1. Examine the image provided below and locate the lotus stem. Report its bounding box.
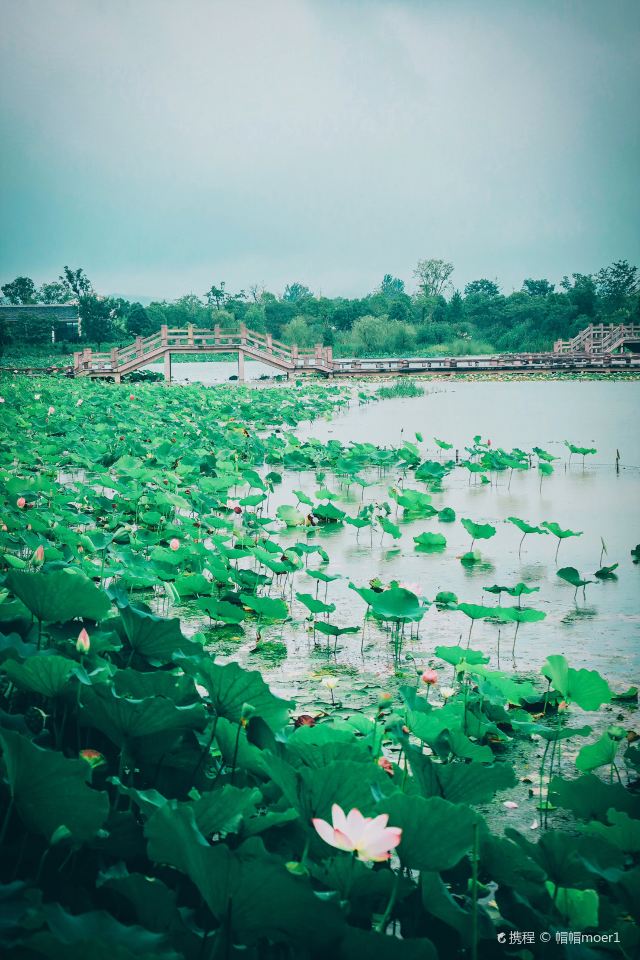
[471,820,479,960]
[376,868,400,934]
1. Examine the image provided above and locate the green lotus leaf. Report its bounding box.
[557,566,593,588]
[313,621,360,637]
[409,749,517,803]
[565,441,597,457]
[240,593,288,621]
[460,518,496,542]
[197,597,246,624]
[30,901,183,960]
[378,515,401,539]
[79,685,207,746]
[2,654,79,697]
[6,568,111,623]
[368,586,427,623]
[541,654,612,710]
[576,732,619,772]
[276,504,306,527]
[145,803,345,948]
[506,517,548,536]
[0,729,109,841]
[581,810,640,853]
[295,593,336,616]
[414,531,447,549]
[435,644,489,666]
[532,446,559,462]
[542,521,583,540]
[183,658,292,731]
[119,604,203,664]
[380,794,483,872]
[434,592,458,609]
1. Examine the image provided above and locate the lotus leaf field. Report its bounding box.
[0,375,638,960]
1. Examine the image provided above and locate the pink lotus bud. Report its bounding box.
[76,398,83,406]
[129,394,135,400]
[79,748,106,768]
[169,537,180,551]
[0,397,4,403]
[76,627,90,654]
[34,545,45,563]
[16,497,26,508]
[48,406,55,416]
[421,668,438,685]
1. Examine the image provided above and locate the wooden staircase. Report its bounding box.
[554,322,640,355]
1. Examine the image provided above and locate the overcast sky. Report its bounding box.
[1,0,639,301]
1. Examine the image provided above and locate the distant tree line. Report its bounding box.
[1,258,638,357]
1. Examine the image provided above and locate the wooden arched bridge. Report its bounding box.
[68,320,640,381]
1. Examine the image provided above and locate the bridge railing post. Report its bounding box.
[73,351,81,372]
[187,323,194,346]
[135,336,143,356]
[291,344,298,365]
[214,324,220,344]
[325,345,333,366]
[82,347,92,371]
[110,347,119,370]
[240,323,247,345]
[266,333,273,353]
[314,344,322,363]
[161,324,168,346]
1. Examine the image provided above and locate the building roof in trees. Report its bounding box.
[0,304,79,324]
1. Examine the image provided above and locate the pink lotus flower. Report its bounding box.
[421,668,438,685]
[312,804,402,862]
[76,398,83,406]
[503,800,518,809]
[48,406,55,416]
[16,497,26,509]
[76,627,90,654]
[169,537,180,551]
[34,545,45,563]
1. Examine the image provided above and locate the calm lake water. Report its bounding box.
[169,376,639,825]
[176,380,640,700]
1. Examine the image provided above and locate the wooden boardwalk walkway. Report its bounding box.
[70,322,640,381]
[3,322,638,380]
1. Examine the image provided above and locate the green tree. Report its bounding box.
[464,279,500,298]
[282,315,314,347]
[378,274,405,298]
[350,314,389,355]
[81,296,114,348]
[447,289,464,322]
[1,276,37,304]
[595,259,638,314]
[38,281,70,304]
[126,302,155,337]
[522,278,555,297]
[244,304,267,332]
[60,266,92,298]
[560,273,597,318]
[413,259,454,298]
[282,282,313,303]
[204,283,227,308]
